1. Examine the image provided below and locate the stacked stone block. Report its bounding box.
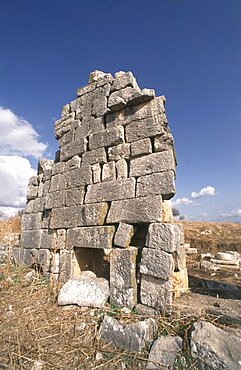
[19,70,188,312]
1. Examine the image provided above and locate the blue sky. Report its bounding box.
[0,0,240,220]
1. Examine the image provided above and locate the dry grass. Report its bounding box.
[0,216,21,243]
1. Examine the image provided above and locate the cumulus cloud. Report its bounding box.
[0,156,36,210]
[221,209,241,218]
[0,106,47,159]
[172,197,194,207]
[191,186,217,199]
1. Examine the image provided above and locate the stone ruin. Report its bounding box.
[17,70,188,313]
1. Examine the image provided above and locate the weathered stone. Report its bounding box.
[91,163,101,183]
[110,247,137,307]
[82,203,109,226]
[140,275,172,313]
[89,126,124,150]
[69,97,82,112]
[154,131,174,152]
[42,180,50,196]
[136,171,175,199]
[27,176,39,200]
[65,187,85,207]
[107,195,163,224]
[76,81,96,97]
[45,190,66,209]
[107,143,130,161]
[126,115,165,143]
[61,103,70,117]
[146,223,182,253]
[49,174,67,192]
[82,147,107,166]
[50,251,60,274]
[89,70,113,84]
[116,159,128,179]
[59,249,76,282]
[114,223,134,248]
[52,162,66,176]
[21,213,42,231]
[99,315,156,352]
[41,210,51,229]
[108,87,142,111]
[65,155,81,170]
[85,178,135,203]
[140,248,174,280]
[50,206,84,229]
[92,84,110,117]
[25,200,35,214]
[32,197,45,213]
[75,117,104,139]
[173,245,186,271]
[66,226,115,249]
[171,268,188,299]
[12,248,30,267]
[56,229,66,250]
[102,161,116,182]
[130,150,175,177]
[32,248,52,271]
[190,320,241,370]
[21,230,42,249]
[38,159,54,181]
[111,71,140,92]
[147,336,183,369]
[54,112,75,139]
[65,166,92,188]
[58,130,75,147]
[106,97,166,129]
[60,138,87,162]
[40,230,56,249]
[58,271,110,308]
[130,138,152,158]
[162,200,174,223]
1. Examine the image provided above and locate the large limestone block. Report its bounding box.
[66,226,115,249]
[58,130,74,147]
[91,163,101,183]
[110,247,137,307]
[40,229,57,250]
[45,190,66,209]
[107,143,130,161]
[31,197,45,214]
[130,138,152,158]
[171,268,188,299]
[82,147,107,165]
[147,336,183,370]
[136,171,175,199]
[130,150,175,177]
[21,230,42,249]
[114,223,134,248]
[60,138,87,162]
[106,195,163,224]
[52,162,66,176]
[89,126,125,150]
[54,112,76,139]
[75,117,104,139]
[27,176,39,200]
[125,115,164,143]
[65,166,92,188]
[140,274,172,313]
[21,213,42,231]
[140,247,174,280]
[91,84,110,117]
[154,131,174,153]
[190,320,241,370]
[162,200,174,223]
[146,223,182,253]
[89,70,113,84]
[49,174,67,192]
[173,245,187,271]
[58,271,110,308]
[76,81,96,97]
[111,71,140,92]
[99,315,156,352]
[82,203,109,226]
[37,159,54,181]
[85,178,135,203]
[102,161,116,182]
[116,159,128,179]
[108,87,142,111]
[50,206,84,229]
[65,187,85,207]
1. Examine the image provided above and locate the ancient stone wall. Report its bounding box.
[19,70,188,312]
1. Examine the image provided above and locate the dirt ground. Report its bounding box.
[0,218,241,369]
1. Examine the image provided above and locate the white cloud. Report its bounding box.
[0,106,47,159]
[172,197,194,207]
[191,186,217,199]
[0,156,36,209]
[221,209,241,218]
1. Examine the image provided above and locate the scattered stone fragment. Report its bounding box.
[147,336,183,369]
[99,315,156,352]
[58,271,110,307]
[190,320,241,370]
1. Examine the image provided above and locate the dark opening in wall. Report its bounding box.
[130,223,149,247]
[74,247,110,280]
